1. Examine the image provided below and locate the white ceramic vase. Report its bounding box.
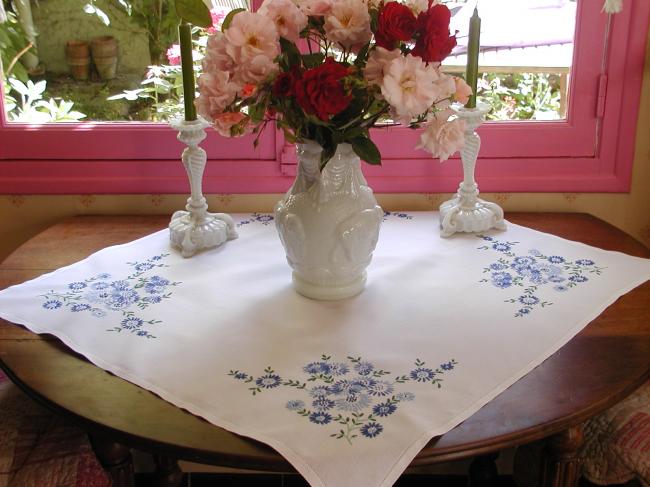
[274,141,383,300]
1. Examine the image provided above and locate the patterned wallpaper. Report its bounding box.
[1,40,649,262]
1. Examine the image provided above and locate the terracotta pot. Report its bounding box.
[65,40,90,81]
[91,36,118,80]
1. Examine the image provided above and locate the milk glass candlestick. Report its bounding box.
[169,23,237,257]
[439,103,506,237]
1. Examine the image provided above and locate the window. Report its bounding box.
[0,0,648,193]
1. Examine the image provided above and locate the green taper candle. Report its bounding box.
[465,7,481,109]
[179,22,197,121]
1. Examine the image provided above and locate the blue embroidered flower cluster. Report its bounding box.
[477,236,604,317]
[40,254,180,338]
[236,213,274,227]
[383,211,413,221]
[228,355,457,444]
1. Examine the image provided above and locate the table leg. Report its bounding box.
[89,435,135,487]
[153,454,185,487]
[469,452,499,487]
[542,424,584,487]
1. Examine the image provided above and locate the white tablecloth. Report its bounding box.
[0,212,649,487]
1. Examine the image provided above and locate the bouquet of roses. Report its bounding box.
[195,0,471,167]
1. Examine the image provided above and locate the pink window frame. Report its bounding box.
[0,0,648,194]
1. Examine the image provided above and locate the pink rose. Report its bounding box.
[453,76,473,105]
[259,0,308,41]
[195,71,239,121]
[417,114,465,161]
[212,112,251,137]
[364,46,402,87]
[166,44,181,66]
[300,0,333,16]
[324,0,372,49]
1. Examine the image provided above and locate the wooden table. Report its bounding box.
[0,214,649,487]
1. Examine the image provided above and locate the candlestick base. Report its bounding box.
[439,193,507,238]
[170,211,238,258]
[168,117,238,257]
[439,103,507,237]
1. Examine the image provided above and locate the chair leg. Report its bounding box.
[541,424,584,487]
[469,452,499,487]
[89,435,135,487]
[154,454,185,487]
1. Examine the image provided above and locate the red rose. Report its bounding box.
[294,58,352,121]
[412,4,457,63]
[375,2,417,50]
[273,71,296,97]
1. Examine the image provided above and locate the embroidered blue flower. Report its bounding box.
[410,368,435,382]
[68,282,87,290]
[491,272,513,289]
[91,282,109,291]
[513,256,536,266]
[366,380,394,397]
[548,275,566,283]
[529,249,542,257]
[354,361,374,375]
[372,402,397,417]
[43,299,62,310]
[547,256,565,264]
[148,276,169,286]
[237,213,274,227]
[70,303,91,312]
[110,280,130,290]
[518,295,540,306]
[395,392,415,402]
[312,398,335,411]
[309,412,332,425]
[360,423,383,438]
[518,308,531,315]
[120,316,144,330]
[309,386,331,398]
[569,275,588,283]
[144,295,163,304]
[233,372,249,380]
[105,289,140,310]
[440,361,455,371]
[134,262,154,272]
[329,362,349,376]
[576,259,595,266]
[303,362,332,375]
[554,285,569,292]
[334,394,372,413]
[91,309,106,318]
[489,263,507,271]
[492,243,512,252]
[286,400,305,411]
[256,374,282,389]
[150,256,163,261]
[96,273,111,279]
[481,236,494,241]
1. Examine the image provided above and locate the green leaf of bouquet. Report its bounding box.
[279,37,301,68]
[302,52,325,69]
[175,0,212,27]
[248,102,265,123]
[221,7,246,31]
[320,143,337,170]
[351,136,381,165]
